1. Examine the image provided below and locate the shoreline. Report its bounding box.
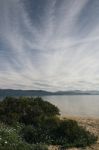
[61,114,99,121]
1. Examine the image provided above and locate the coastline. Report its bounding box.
[49,115,99,150]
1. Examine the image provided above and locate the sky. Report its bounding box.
[0,0,99,91]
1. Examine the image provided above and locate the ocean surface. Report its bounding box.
[43,95,99,117]
[0,95,99,117]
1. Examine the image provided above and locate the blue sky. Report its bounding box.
[0,0,99,91]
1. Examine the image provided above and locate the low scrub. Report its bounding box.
[0,96,59,125]
[0,97,98,149]
[21,119,97,148]
[0,123,48,150]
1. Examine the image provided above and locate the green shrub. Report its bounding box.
[0,97,97,148]
[21,119,97,148]
[0,97,59,125]
[0,124,48,150]
[0,124,21,145]
[51,119,97,147]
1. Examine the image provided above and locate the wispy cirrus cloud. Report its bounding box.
[0,0,99,91]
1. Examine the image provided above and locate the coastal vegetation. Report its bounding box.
[0,97,97,149]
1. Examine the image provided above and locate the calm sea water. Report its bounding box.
[0,95,99,117]
[43,95,99,117]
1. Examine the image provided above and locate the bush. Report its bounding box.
[21,119,97,148]
[0,97,59,125]
[0,123,21,145]
[51,119,97,147]
[0,97,97,148]
[0,123,48,150]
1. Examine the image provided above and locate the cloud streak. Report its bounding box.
[0,0,99,91]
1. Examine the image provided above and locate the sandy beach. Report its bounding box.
[49,115,99,150]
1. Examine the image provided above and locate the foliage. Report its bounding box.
[0,96,59,125]
[0,97,97,148]
[0,123,48,150]
[21,119,97,148]
[51,119,97,147]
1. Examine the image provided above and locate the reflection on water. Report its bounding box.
[43,96,99,117]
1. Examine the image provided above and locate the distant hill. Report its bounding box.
[0,89,52,97]
[0,89,99,97]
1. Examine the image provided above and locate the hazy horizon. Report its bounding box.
[0,0,99,91]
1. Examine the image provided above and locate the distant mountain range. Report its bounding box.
[0,89,99,97]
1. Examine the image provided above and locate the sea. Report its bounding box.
[43,95,99,117]
[0,95,99,117]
